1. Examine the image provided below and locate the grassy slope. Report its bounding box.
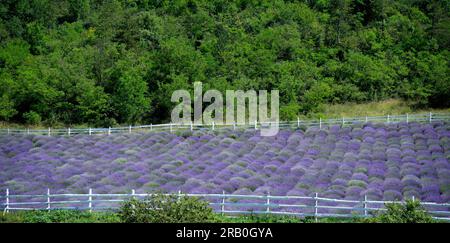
[320,99,450,118]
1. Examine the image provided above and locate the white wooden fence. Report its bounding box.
[2,189,449,221]
[0,113,449,136]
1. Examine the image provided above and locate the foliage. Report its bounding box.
[0,210,369,223]
[22,111,41,125]
[0,210,120,223]
[366,199,436,223]
[0,0,448,125]
[118,193,218,223]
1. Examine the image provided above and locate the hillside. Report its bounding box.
[1,122,449,206]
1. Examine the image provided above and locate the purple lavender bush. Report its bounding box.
[0,122,449,212]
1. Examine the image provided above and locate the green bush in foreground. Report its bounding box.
[118,194,219,223]
[0,210,120,223]
[365,199,435,223]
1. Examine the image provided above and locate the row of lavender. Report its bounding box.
[1,121,449,205]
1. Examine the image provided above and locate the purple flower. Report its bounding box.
[351,173,368,182]
[0,122,447,204]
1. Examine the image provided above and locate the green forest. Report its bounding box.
[0,0,449,126]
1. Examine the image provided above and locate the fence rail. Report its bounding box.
[2,189,450,221]
[0,112,449,136]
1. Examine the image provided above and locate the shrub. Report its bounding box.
[23,111,41,125]
[354,167,368,174]
[175,130,192,139]
[118,193,218,223]
[348,179,368,188]
[290,164,306,177]
[0,210,120,223]
[366,199,435,223]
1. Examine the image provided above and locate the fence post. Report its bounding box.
[429,112,432,123]
[266,191,270,213]
[89,127,92,135]
[7,128,10,135]
[254,120,257,130]
[233,121,236,130]
[27,128,30,135]
[412,196,415,202]
[129,125,132,134]
[108,127,111,135]
[150,123,153,131]
[221,190,225,216]
[47,188,51,212]
[4,188,9,214]
[170,123,173,133]
[406,113,409,124]
[212,121,215,131]
[319,118,322,130]
[363,194,367,217]
[314,193,318,222]
[297,117,300,127]
[48,127,51,136]
[387,114,390,123]
[132,189,137,206]
[88,188,92,213]
[190,121,193,131]
[68,127,71,136]
[177,190,181,202]
[365,116,368,123]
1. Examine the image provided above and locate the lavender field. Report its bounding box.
[1,122,450,206]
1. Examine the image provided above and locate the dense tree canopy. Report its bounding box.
[0,0,449,126]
